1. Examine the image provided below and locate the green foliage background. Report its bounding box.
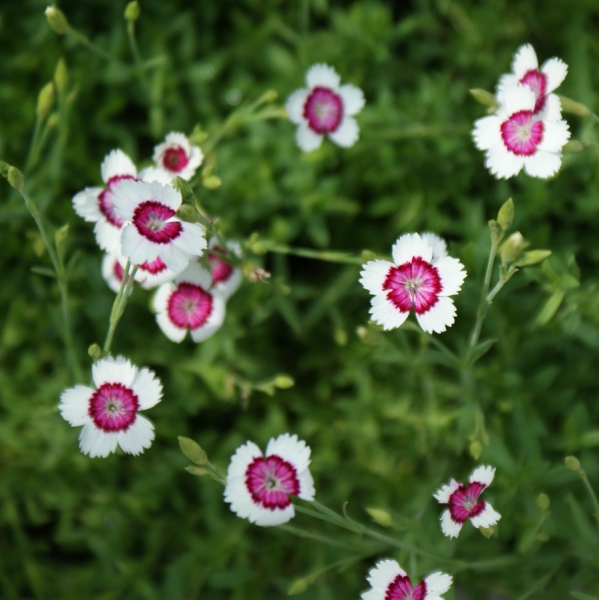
[1,0,599,598]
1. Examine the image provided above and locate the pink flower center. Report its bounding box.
[385,575,427,600]
[383,257,442,315]
[520,69,547,114]
[140,256,168,275]
[448,482,486,524]
[88,382,139,432]
[245,454,300,510]
[167,282,213,329]
[500,110,544,156]
[303,87,343,134]
[162,147,189,173]
[98,175,135,227]
[132,200,182,243]
[208,246,234,284]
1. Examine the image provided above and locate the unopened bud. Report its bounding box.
[55,223,69,247]
[558,95,591,117]
[88,344,102,360]
[185,465,210,476]
[479,526,494,538]
[177,204,201,223]
[0,160,9,178]
[499,231,526,263]
[7,166,24,189]
[470,89,498,113]
[565,456,581,471]
[536,493,550,511]
[366,507,393,528]
[274,375,294,389]
[47,112,60,130]
[189,124,209,145]
[258,89,278,104]
[202,175,222,190]
[36,82,55,121]
[469,440,483,460]
[178,436,208,465]
[54,58,68,97]
[362,249,376,262]
[124,1,140,21]
[516,250,551,267]
[562,140,584,154]
[497,198,514,231]
[45,5,69,35]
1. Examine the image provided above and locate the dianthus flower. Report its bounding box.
[224,433,315,526]
[153,262,226,343]
[207,238,243,300]
[59,356,162,458]
[286,63,365,152]
[112,180,207,273]
[72,149,137,254]
[473,83,570,179]
[497,43,567,120]
[434,465,501,538]
[359,233,466,334]
[361,560,452,600]
[152,132,203,181]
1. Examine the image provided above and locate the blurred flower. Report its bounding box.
[112,180,207,272]
[224,433,315,526]
[152,132,203,181]
[473,83,570,179]
[72,149,137,254]
[434,465,501,538]
[101,252,144,293]
[361,560,452,600]
[59,356,162,458]
[207,238,243,300]
[153,262,225,343]
[497,43,567,119]
[359,233,466,334]
[286,63,365,152]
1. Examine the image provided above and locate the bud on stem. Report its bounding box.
[45,5,70,35]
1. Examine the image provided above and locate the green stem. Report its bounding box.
[69,27,115,61]
[18,188,82,382]
[258,239,364,265]
[102,261,138,355]
[24,115,44,173]
[126,20,150,95]
[576,467,599,533]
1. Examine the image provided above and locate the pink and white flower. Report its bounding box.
[286,63,365,152]
[101,253,144,293]
[207,238,243,300]
[359,233,466,334]
[473,83,570,179]
[59,356,162,458]
[153,262,225,343]
[497,44,567,120]
[434,465,501,538]
[361,560,452,600]
[152,132,203,181]
[112,180,207,273]
[72,149,137,254]
[224,433,315,527]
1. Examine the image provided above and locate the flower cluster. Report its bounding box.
[473,44,570,179]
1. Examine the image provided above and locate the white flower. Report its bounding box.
[224,433,315,527]
[153,262,226,343]
[152,132,203,181]
[207,238,243,300]
[359,233,466,334]
[286,63,365,152]
[361,560,452,600]
[434,465,501,539]
[59,356,162,458]
[497,43,567,120]
[72,149,137,254]
[111,180,207,273]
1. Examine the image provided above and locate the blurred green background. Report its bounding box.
[2,0,599,598]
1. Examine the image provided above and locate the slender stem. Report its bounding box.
[126,20,150,95]
[401,321,459,367]
[18,188,82,381]
[576,467,599,533]
[102,261,138,355]
[24,116,44,173]
[69,27,115,61]
[258,240,364,265]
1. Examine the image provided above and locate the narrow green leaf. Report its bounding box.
[570,592,599,600]
[534,290,565,327]
[470,338,498,366]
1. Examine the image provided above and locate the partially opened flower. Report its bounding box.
[497,43,567,120]
[361,560,452,600]
[434,465,501,538]
[112,180,207,272]
[286,63,365,152]
[59,356,162,458]
[153,262,225,343]
[473,83,570,179]
[72,149,137,253]
[152,132,203,181]
[359,233,466,334]
[224,433,315,526]
[207,238,243,300]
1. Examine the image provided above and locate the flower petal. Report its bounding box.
[132,368,163,410]
[359,260,394,295]
[423,572,453,599]
[328,115,359,148]
[171,222,207,258]
[94,220,123,254]
[72,187,103,222]
[440,508,463,538]
[338,84,365,116]
[469,465,496,487]
[365,559,407,591]
[470,501,501,528]
[523,150,563,179]
[484,144,525,179]
[542,57,568,93]
[101,149,137,183]
[266,433,311,474]
[59,385,94,426]
[306,63,340,89]
[369,294,410,331]
[421,232,448,262]
[92,355,137,388]
[79,423,118,458]
[116,414,155,455]
[511,44,538,80]
[472,116,502,151]
[537,120,570,154]
[415,296,457,334]
[286,88,309,124]
[156,309,188,343]
[295,122,324,152]
[436,256,467,297]
[391,233,433,266]
[189,293,226,343]
[433,479,460,504]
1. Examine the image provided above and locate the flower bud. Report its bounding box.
[497,198,514,231]
[470,89,498,113]
[124,1,140,21]
[274,374,294,389]
[176,204,201,223]
[45,5,69,35]
[202,175,222,190]
[562,140,584,154]
[54,58,68,97]
[536,493,550,511]
[469,440,483,460]
[36,82,55,121]
[0,160,9,178]
[515,250,551,267]
[558,95,591,117]
[7,166,24,189]
[88,344,102,360]
[366,507,393,528]
[499,231,526,263]
[565,456,581,471]
[178,436,208,465]
[479,526,494,538]
[185,465,211,476]
[55,223,69,248]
